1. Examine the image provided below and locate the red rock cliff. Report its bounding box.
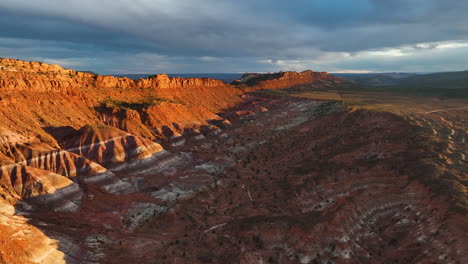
[234,70,344,91]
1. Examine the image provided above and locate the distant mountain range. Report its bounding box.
[332,72,419,86]
[335,70,468,98]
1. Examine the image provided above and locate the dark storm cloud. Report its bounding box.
[0,0,467,73]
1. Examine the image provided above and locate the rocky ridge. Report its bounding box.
[234,70,342,91]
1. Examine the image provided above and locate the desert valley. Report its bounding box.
[0,58,466,263]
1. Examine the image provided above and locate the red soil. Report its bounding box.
[0,58,465,264]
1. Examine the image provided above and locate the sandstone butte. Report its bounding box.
[0,58,466,264]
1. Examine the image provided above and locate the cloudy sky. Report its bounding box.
[1,0,467,74]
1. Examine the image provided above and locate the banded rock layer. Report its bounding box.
[0,58,465,264]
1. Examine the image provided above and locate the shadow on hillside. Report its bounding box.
[14,184,88,263]
[43,125,79,145]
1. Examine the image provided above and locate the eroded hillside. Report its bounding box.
[0,58,466,264]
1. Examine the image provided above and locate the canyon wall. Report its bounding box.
[0,58,340,209]
[0,58,340,144]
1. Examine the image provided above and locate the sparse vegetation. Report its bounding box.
[100,96,181,110]
[252,235,264,249]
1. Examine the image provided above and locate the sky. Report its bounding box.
[0,0,467,74]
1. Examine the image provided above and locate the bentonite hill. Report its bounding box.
[0,58,467,264]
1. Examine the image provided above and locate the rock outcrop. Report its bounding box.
[6,142,106,177]
[61,125,164,165]
[234,70,344,91]
[137,74,225,89]
[0,209,67,264]
[0,164,73,200]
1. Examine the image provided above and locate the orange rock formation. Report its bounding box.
[1,58,464,264]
